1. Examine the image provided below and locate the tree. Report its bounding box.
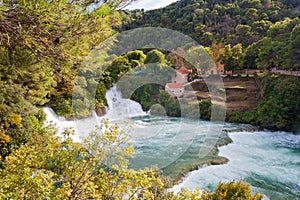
[256,75,300,131]
[125,50,146,67]
[209,180,263,200]
[286,24,300,70]
[233,24,253,46]
[218,44,245,74]
[207,41,224,73]
[255,38,284,70]
[168,47,187,69]
[200,32,214,46]
[244,42,260,69]
[144,49,165,64]
[0,121,164,199]
[0,0,136,159]
[186,46,212,74]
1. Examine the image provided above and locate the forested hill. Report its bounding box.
[120,0,300,47]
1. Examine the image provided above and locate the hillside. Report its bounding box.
[120,0,300,47]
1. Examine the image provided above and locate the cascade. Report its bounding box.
[105,85,146,120]
[44,85,147,137]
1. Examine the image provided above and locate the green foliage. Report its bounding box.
[144,49,166,64]
[209,180,263,200]
[0,81,46,161]
[120,0,299,48]
[157,180,263,200]
[158,91,181,117]
[0,121,164,199]
[120,0,300,71]
[232,24,253,46]
[287,24,300,69]
[229,109,258,125]
[146,90,219,121]
[0,0,138,159]
[229,74,300,131]
[199,100,213,120]
[256,74,300,131]
[105,56,132,87]
[126,50,147,65]
[186,46,212,73]
[244,42,261,69]
[219,43,245,73]
[131,84,160,111]
[256,18,300,70]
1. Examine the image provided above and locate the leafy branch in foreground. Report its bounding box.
[0,120,262,199]
[0,120,163,199]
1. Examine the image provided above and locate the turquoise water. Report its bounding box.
[128,116,227,171]
[45,107,300,199]
[171,130,300,199]
[128,116,300,199]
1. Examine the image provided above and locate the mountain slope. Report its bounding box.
[120,0,300,46]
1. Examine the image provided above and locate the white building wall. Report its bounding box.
[165,86,184,97]
[171,72,188,83]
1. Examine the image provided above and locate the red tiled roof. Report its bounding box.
[166,83,184,88]
[177,69,189,74]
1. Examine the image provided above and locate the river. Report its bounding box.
[44,86,300,199]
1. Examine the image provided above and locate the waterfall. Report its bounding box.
[44,85,146,138]
[43,107,75,129]
[105,85,147,120]
[43,107,81,141]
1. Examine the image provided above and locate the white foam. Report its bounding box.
[172,131,300,198]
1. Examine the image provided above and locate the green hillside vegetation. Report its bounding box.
[229,73,300,131]
[120,0,300,49]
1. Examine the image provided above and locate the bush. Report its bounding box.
[208,180,263,200]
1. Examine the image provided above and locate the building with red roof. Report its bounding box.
[165,83,184,98]
[171,68,190,84]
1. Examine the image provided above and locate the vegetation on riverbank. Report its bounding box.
[146,73,300,132]
[228,73,300,132]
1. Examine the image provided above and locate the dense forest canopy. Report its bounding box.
[119,0,300,71]
[121,0,300,45]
